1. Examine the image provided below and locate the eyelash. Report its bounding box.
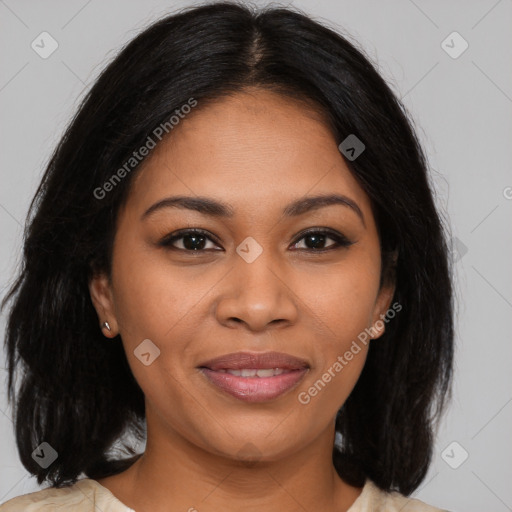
[158,228,354,253]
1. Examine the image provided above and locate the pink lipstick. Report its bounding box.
[198,351,309,403]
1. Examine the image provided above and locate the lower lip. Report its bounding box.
[200,368,308,402]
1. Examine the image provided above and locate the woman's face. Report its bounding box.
[90,88,394,462]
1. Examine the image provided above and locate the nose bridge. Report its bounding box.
[233,235,284,299]
[234,244,282,293]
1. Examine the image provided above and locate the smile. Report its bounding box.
[198,351,310,402]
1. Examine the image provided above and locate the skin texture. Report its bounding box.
[89,88,395,512]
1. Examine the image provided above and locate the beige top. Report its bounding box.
[0,477,448,511]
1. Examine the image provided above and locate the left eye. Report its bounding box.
[290,229,353,251]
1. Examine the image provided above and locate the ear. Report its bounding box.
[369,250,398,340]
[88,272,118,338]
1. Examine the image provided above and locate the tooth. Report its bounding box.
[256,369,275,378]
[240,369,258,377]
[223,368,291,377]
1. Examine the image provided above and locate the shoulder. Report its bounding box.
[349,480,451,512]
[0,478,134,512]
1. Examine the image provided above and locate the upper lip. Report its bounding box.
[198,351,309,371]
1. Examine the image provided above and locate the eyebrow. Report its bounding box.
[141,193,365,226]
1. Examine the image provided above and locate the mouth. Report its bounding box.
[198,351,309,403]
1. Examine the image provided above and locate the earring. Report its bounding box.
[102,321,112,332]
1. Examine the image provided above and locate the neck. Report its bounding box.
[98,410,363,512]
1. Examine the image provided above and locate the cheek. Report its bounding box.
[109,246,197,418]
[292,262,376,428]
[299,255,381,348]
[110,238,198,341]
[109,234,221,388]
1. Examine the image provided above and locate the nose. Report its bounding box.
[214,248,299,332]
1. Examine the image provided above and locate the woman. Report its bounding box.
[1,2,453,511]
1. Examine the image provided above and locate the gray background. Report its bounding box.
[1,1,511,511]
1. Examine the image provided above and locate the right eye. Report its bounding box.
[158,229,223,252]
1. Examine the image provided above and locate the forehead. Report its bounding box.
[125,88,373,221]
